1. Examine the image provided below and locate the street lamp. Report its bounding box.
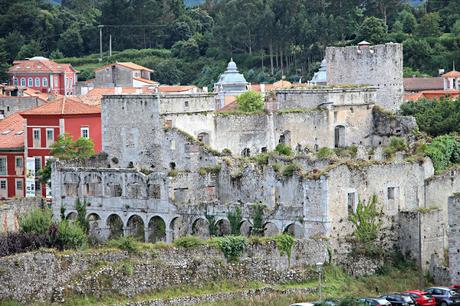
[316,262,324,301]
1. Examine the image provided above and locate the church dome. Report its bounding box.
[217,59,247,85]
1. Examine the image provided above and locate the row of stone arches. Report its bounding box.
[66,212,304,242]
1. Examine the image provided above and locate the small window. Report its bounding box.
[20,78,26,86]
[33,128,41,147]
[81,127,89,138]
[46,129,54,147]
[16,180,23,190]
[28,78,33,87]
[34,157,42,173]
[0,157,6,175]
[334,111,338,123]
[242,148,250,157]
[35,78,40,87]
[13,78,18,86]
[15,156,23,169]
[42,77,48,87]
[388,187,395,200]
[15,179,23,197]
[35,179,41,195]
[184,101,189,108]
[347,192,356,214]
[0,180,6,189]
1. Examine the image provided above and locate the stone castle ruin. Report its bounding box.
[50,43,459,279]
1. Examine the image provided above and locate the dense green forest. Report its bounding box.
[0,0,459,86]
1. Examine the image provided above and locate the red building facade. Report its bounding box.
[0,114,25,199]
[8,56,77,96]
[20,97,101,197]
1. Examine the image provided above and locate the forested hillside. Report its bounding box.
[0,0,459,86]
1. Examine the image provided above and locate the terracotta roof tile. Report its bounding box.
[442,70,460,78]
[404,90,459,101]
[403,77,444,92]
[9,58,76,74]
[80,87,155,105]
[158,85,196,93]
[133,77,158,85]
[20,96,100,116]
[95,62,153,72]
[0,113,25,149]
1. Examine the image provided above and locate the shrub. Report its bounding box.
[56,221,87,250]
[75,198,89,234]
[349,195,382,244]
[236,90,264,112]
[173,236,204,248]
[273,234,295,262]
[0,232,49,257]
[227,207,243,235]
[19,207,53,235]
[253,153,269,165]
[214,236,247,261]
[384,136,408,158]
[251,202,265,236]
[275,144,292,156]
[317,147,336,159]
[425,135,460,172]
[107,236,140,253]
[282,163,300,177]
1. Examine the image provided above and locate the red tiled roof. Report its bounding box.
[158,85,196,93]
[95,62,153,72]
[8,58,76,74]
[217,101,239,112]
[403,77,444,92]
[404,90,459,102]
[249,84,275,92]
[0,113,25,150]
[442,70,460,78]
[133,77,158,85]
[20,96,100,116]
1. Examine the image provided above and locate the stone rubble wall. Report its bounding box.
[0,198,43,233]
[448,196,460,284]
[0,240,327,303]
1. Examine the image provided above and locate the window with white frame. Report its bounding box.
[0,157,6,175]
[0,180,7,191]
[13,78,18,86]
[15,156,23,169]
[54,77,58,87]
[20,78,26,86]
[28,78,33,87]
[65,77,68,88]
[46,128,54,147]
[33,128,40,147]
[34,157,41,173]
[35,78,40,87]
[16,179,23,196]
[81,127,89,138]
[69,78,73,87]
[42,77,48,87]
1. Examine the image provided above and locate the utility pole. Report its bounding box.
[109,34,112,57]
[98,25,104,61]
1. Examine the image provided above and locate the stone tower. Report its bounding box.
[326,42,403,111]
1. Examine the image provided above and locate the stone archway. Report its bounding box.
[170,216,187,240]
[107,214,123,240]
[148,216,166,243]
[126,215,145,242]
[87,213,102,239]
[264,222,279,237]
[240,220,252,237]
[66,212,77,222]
[216,219,231,236]
[284,223,304,238]
[192,218,209,239]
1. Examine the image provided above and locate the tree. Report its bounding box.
[17,40,43,59]
[416,13,441,37]
[50,134,95,160]
[236,90,264,112]
[397,10,417,34]
[357,17,387,44]
[58,24,83,57]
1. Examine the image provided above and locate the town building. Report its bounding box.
[20,97,101,197]
[442,69,460,90]
[0,113,25,198]
[94,62,156,88]
[8,57,77,96]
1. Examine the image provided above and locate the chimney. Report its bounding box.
[358,41,371,50]
[202,87,208,93]
[115,86,122,94]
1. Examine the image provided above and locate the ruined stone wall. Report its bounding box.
[159,93,216,114]
[276,87,377,110]
[0,198,42,233]
[0,241,328,303]
[448,196,460,283]
[372,107,417,146]
[102,95,162,169]
[326,43,403,111]
[0,96,45,117]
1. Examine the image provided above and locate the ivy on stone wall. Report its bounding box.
[227,207,242,236]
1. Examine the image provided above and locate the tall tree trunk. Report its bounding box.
[275,47,279,71]
[280,48,284,77]
[269,41,274,76]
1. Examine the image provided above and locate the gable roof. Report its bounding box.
[0,113,25,150]
[133,77,158,85]
[442,70,460,78]
[403,77,444,92]
[95,62,153,73]
[8,57,76,74]
[20,96,100,116]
